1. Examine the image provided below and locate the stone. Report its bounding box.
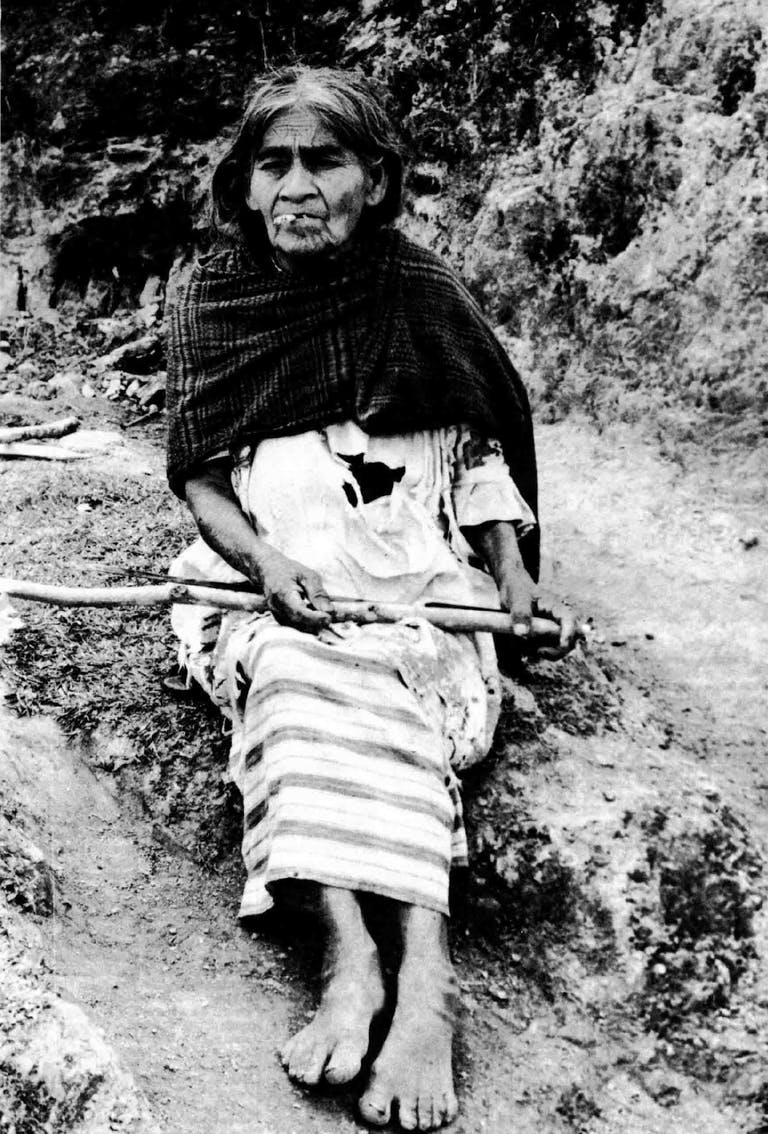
[93,332,163,376]
[738,530,759,550]
[48,371,82,396]
[138,376,166,408]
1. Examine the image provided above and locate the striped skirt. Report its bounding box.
[207,614,501,918]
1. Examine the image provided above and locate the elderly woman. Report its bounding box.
[167,66,575,1132]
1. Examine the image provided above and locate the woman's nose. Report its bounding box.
[279,158,318,200]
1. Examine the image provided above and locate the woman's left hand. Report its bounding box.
[527,593,580,659]
[466,520,580,659]
[496,575,578,659]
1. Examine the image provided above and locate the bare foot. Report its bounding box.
[358,960,458,1131]
[280,945,385,1087]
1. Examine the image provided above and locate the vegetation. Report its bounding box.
[1,1,656,161]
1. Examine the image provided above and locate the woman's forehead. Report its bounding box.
[260,106,345,153]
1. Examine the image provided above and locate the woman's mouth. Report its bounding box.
[273,213,324,229]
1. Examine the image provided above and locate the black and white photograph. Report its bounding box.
[1,2,766,1132]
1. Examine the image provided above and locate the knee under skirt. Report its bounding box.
[198,612,501,918]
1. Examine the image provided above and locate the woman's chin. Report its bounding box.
[272,233,348,267]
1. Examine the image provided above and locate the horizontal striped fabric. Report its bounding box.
[215,614,496,918]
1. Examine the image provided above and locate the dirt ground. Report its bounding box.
[1,391,767,1133]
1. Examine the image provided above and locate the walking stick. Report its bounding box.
[0,575,577,644]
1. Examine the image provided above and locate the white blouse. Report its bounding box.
[229,421,535,609]
[170,422,535,686]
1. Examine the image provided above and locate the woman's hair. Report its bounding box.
[211,65,405,246]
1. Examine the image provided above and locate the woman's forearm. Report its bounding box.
[464,520,529,584]
[463,520,536,618]
[183,465,332,631]
[183,465,279,587]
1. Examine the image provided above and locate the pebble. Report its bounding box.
[627,867,649,883]
[24,379,52,399]
[738,530,759,550]
[48,371,81,395]
[104,377,124,399]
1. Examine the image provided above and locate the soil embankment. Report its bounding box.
[1,396,766,1134]
[1,3,767,1126]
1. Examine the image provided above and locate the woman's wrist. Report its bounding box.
[243,542,287,591]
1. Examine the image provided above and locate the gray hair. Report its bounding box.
[211,65,405,246]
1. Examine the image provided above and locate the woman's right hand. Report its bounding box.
[257,549,334,633]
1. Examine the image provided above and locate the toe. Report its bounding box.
[417,1097,435,1131]
[325,1040,364,1085]
[294,1043,328,1085]
[286,1038,313,1081]
[279,1037,296,1068]
[442,1090,458,1126]
[358,1087,392,1127]
[398,1098,419,1131]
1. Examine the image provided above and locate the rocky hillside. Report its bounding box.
[1,0,767,433]
[2,6,768,1130]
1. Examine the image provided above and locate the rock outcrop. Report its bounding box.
[412,0,768,439]
[0,707,159,1134]
[2,0,766,440]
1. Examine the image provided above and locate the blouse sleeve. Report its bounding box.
[451,425,537,533]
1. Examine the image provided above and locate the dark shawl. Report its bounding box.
[167,228,540,579]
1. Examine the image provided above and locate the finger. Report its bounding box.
[298,574,333,618]
[507,599,534,638]
[533,596,577,650]
[271,588,329,632]
[559,609,578,651]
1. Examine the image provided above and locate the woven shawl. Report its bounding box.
[167,228,540,578]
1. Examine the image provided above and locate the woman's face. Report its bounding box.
[246,106,387,267]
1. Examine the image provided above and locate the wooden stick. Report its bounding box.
[0,576,565,640]
[0,443,88,461]
[123,407,163,429]
[0,416,79,443]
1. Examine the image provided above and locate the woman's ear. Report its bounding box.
[364,159,388,208]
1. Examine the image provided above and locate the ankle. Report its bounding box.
[322,933,381,984]
[398,953,457,997]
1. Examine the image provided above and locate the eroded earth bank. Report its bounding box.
[1,386,766,1134]
[1,0,767,1129]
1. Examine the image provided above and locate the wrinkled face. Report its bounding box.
[246,106,387,268]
